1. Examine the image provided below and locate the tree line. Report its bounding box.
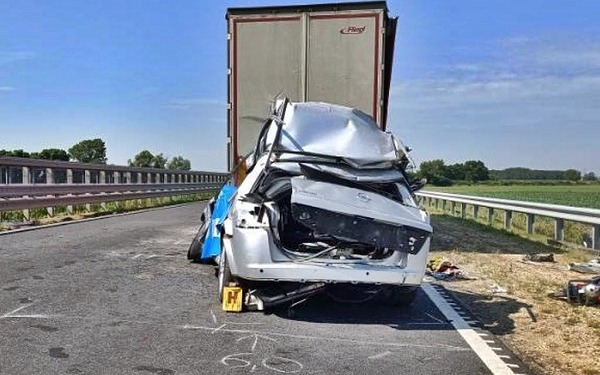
[416,159,597,186]
[1,138,192,170]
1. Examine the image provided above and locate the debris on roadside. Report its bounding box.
[489,284,508,294]
[549,276,600,305]
[0,221,35,231]
[568,259,600,274]
[523,253,555,263]
[426,257,475,281]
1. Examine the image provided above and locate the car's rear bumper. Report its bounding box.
[223,227,430,286]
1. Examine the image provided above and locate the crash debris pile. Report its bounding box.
[426,256,473,281]
[550,276,600,306]
[568,258,600,274]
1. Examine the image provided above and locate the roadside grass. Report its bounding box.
[430,214,600,375]
[426,184,600,209]
[0,192,214,230]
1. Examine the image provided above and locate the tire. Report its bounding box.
[187,237,203,261]
[217,251,233,304]
[384,286,418,307]
[187,221,209,261]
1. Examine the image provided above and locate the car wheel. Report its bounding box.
[187,221,208,261]
[385,286,418,307]
[217,251,233,303]
[187,237,203,261]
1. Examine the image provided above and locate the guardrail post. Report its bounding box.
[451,202,456,216]
[66,169,74,215]
[504,210,512,230]
[487,208,494,225]
[554,219,564,241]
[526,214,535,235]
[21,166,31,220]
[99,171,107,211]
[85,170,91,212]
[473,205,479,220]
[45,168,54,217]
[441,200,446,212]
[593,225,600,250]
[126,172,132,184]
[460,203,467,219]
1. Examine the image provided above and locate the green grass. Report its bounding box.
[426,184,600,209]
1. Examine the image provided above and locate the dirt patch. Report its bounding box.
[430,214,600,375]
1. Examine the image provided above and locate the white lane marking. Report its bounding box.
[368,351,392,360]
[507,364,520,368]
[422,283,517,375]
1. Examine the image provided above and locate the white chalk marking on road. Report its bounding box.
[478,332,489,337]
[131,254,143,259]
[211,323,227,334]
[210,310,218,324]
[368,351,392,360]
[1,304,55,320]
[424,312,446,324]
[1,305,31,318]
[498,355,510,359]
[237,333,277,351]
[174,240,184,245]
[507,364,520,368]
[179,323,468,351]
[422,283,518,375]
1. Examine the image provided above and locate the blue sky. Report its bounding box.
[1,0,599,173]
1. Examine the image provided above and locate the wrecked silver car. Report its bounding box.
[214,98,432,310]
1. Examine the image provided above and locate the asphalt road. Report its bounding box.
[0,202,524,375]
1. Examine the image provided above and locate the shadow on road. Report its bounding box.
[447,288,536,336]
[269,288,449,331]
[270,284,530,337]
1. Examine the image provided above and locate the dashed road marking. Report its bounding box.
[422,283,522,375]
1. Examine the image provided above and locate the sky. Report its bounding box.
[1,0,599,173]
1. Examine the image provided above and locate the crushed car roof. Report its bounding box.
[270,102,400,169]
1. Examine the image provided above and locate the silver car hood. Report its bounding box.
[265,102,399,169]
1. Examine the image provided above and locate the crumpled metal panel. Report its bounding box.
[268,102,398,168]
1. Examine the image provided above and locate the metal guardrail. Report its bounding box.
[416,190,600,250]
[0,156,229,218]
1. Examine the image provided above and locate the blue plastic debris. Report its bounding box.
[200,184,237,260]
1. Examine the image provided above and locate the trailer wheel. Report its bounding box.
[217,251,233,304]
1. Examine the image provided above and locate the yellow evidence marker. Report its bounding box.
[222,286,243,312]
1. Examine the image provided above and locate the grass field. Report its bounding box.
[426,184,600,209]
